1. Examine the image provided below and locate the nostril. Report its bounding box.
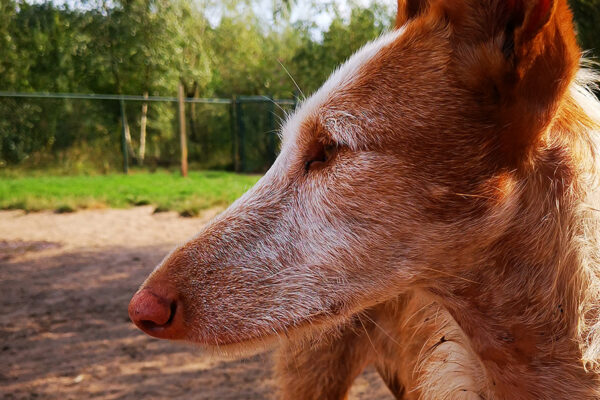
[140,319,161,330]
[168,301,176,324]
[139,301,176,331]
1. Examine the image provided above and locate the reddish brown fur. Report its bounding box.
[129,0,600,398]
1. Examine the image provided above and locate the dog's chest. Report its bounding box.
[372,295,488,400]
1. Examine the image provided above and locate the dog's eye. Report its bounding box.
[305,143,337,172]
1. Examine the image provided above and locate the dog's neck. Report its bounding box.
[442,234,597,398]
[433,100,600,398]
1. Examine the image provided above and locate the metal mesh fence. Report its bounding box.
[0,92,296,174]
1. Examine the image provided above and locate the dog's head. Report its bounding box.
[129,0,580,353]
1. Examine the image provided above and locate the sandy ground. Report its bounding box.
[0,206,393,400]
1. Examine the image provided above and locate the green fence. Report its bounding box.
[0,91,296,174]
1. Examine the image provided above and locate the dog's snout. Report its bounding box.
[128,286,184,340]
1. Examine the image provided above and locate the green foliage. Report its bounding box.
[291,4,392,94]
[0,170,261,215]
[570,0,600,59]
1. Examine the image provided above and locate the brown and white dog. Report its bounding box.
[128,0,600,398]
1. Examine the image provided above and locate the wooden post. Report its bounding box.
[178,82,188,177]
[139,91,148,165]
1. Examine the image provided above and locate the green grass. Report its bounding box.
[0,170,261,217]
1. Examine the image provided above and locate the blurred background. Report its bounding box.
[0,1,599,399]
[0,0,397,174]
[0,0,598,214]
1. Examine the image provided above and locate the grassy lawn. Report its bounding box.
[0,170,261,216]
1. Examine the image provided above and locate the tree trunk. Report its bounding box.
[139,91,148,165]
[106,4,135,164]
[178,82,188,177]
[189,82,198,143]
[123,113,135,161]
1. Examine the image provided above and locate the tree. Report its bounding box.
[570,0,600,60]
[124,0,179,163]
[0,0,397,170]
[291,3,392,95]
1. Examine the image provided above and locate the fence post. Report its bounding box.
[178,82,188,178]
[267,95,276,166]
[119,98,129,174]
[235,96,245,173]
[292,90,299,111]
[231,95,239,172]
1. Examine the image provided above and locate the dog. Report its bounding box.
[129,0,600,398]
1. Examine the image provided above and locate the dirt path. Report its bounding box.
[0,207,393,400]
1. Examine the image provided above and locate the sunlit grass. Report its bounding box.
[0,170,261,217]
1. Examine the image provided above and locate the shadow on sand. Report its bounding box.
[0,243,392,400]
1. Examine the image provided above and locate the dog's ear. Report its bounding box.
[396,0,430,27]
[496,0,563,61]
[452,0,580,163]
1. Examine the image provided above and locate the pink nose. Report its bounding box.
[128,287,184,339]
